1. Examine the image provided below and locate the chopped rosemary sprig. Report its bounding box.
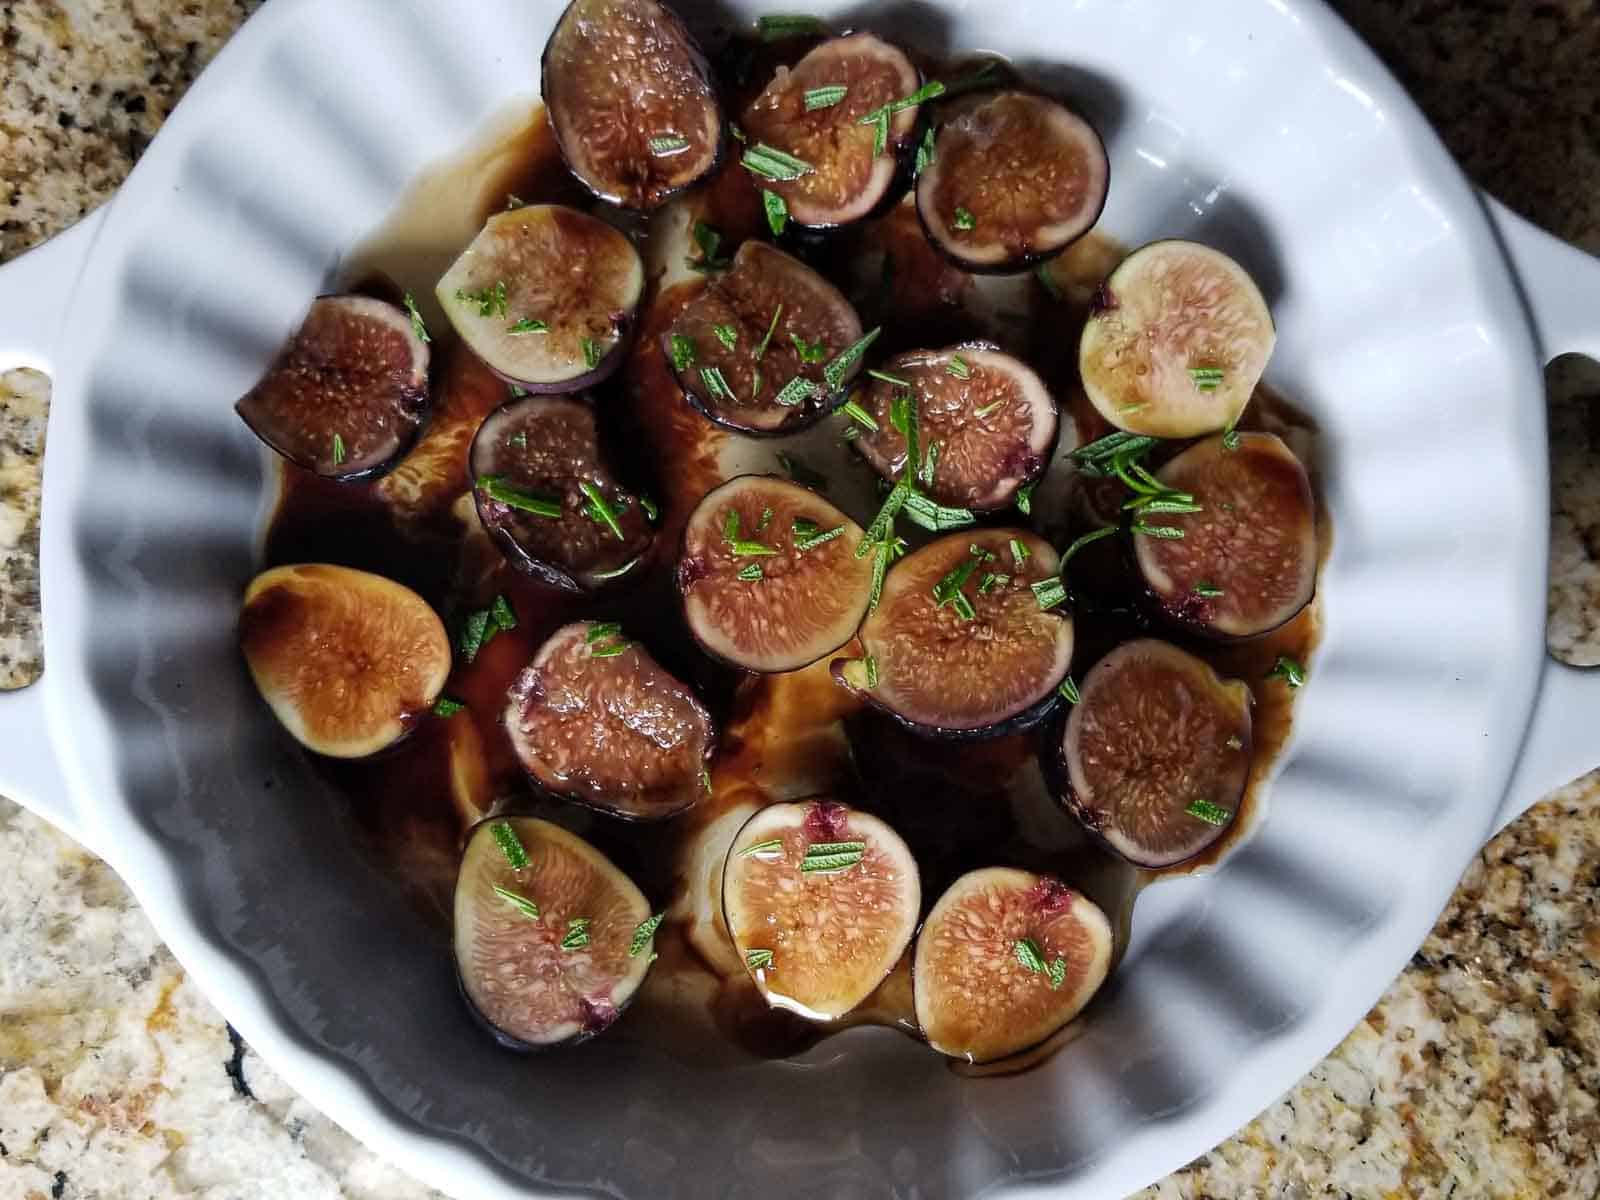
[919,441,940,489]
[331,433,347,467]
[952,207,976,232]
[740,838,784,859]
[1131,523,1185,540]
[507,317,548,335]
[793,518,846,551]
[932,544,991,620]
[857,81,947,155]
[670,334,697,371]
[560,917,591,951]
[1060,526,1117,573]
[790,332,829,363]
[458,610,491,662]
[1009,538,1031,568]
[689,221,730,272]
[478,475,562,518]
[946,354,971,379]
[581,337,602,370]
[590,639,632,658]
[867,368,911,388]
[742,142,815,181]
[1222,416,1241,451]
[1058,675,1081,704]
[746,947,775,970]
[823,326,881,390]
[973,399,1005,419]
[490,821,530,869]
[1031,575,1068,611]
[902,490,974,532]
[403,292,430,343]
[762,187,789,235]
[804,84,848,111]
[629,913,665,956]
[841,397,879,430]
[701,365,737,402]
[713,324,739,351]
[586,622,623,644]
[491,594,517,631]
[1188,366,1225,392]
[1267,656,1306,688]
[756,304,783,360]
[648,134,690,156]
[432,695,465,718]
[1185,799,1233,826]
[756,13,825,40]
[1015,481,1035,515]
[738,563,764,582]
[456,280,508,318]
[1193,582,1224,598]
[492,885,540,921]
[640,495,659,522]
[863,653,880,689]
[774,376,819,407]
[800,839,866,873]
[579,480,627,540]
[914,126,936,177]
[1013,937,1047,974]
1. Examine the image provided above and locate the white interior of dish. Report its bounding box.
[35,1,1548,1196]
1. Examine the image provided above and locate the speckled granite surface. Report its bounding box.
[1,1,1597,1197]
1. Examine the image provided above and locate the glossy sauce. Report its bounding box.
[261,72,1326,1072]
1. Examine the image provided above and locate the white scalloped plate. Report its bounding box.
[3,1,1599,1197]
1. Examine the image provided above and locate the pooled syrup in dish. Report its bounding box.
[262,88,1326,1073]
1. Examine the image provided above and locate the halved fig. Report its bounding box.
[722,798,920,1020]
[740,33,922,228]
[1132,432,1317,638]
[1061,639,1253,868]
[541,0,723,210]
[436,205,644,392]
[1079,240,1275,438]
[916,91,1108,274]
[235,295,429,480]
[677,475,875,672]
[470,395,653,592]
[239,564,450,758]
[503,621,714,821]
[851,345,1057,510]
[455,817,655,1049]
[832,529,1073,737]
[664,240,866,435]
[913,868,1112,1063]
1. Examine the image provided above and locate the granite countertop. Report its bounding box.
[2,2,1598,1197]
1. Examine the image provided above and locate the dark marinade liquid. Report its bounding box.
[263,42,1326,1073]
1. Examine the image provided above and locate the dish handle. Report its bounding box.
[1482,192,1600,834]
[0,207,110,854]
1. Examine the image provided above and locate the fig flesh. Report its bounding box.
[436,205,644,392]
[239,564,450,758]
[504,621,714,821]
[913,868,1112,1063]
[740,33,922,229]
[542,0,723,210]
[235,295,429,480]
[663,239,866,435]
[1079,240,1274,438]
[455,816,656,1049]
[1061,638,1253,868]
[915,91,1108,273]
[722,798,920,1020]
[677,475,875,673]
[851,345,1057,510]
[470,395,653,592]
[832,529,1073,737]
[1132,432,1316,638]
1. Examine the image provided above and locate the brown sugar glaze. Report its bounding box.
[262,68,1327,1073]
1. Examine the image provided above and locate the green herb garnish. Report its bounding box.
[841,397,879,431]
[432,695,466,718]
[1267,656,1306,688]
[491,594,517,631]
[670,334,697,371]
[1060,526,1117,575]
[1222,416,1241,451]
[509,432,527,450]
[746,947,775,970]
[490,821,530,869]
[867,368,911,388]
[740,838,784,859]
[1031,575,1068,611]
[946,355,971,380]
[456,280,509,319]
[590,556,642,582]
[755,304,784,360]
[629,913,665,956]
[640,495,659,523]
[689,221,730,272]
[790,332,829,363]
[914,126,936,177]
[1188,366,1225,392]
[1014,937,1047,974]
[581,337,602,370]
[1131,523,1186,539]
[762,187,789,235]
[459,609,492,662]
[492,885,540,921]
[919,441,940,489]
[858,81,946,155]
[738,563,764,582]
[774,375,819,407]
[649,134,690,155]
[403,292,430,343]
[1008,538,1030,568]
[1058,675,1080,704]
[1186,799,1233,826]
[804,84,848,111]
[331,433,347,467]
[477,474,562,518]
[701,365,737,403]
[823,327,881,390]
[901,490,974,533]
[800,840,866,873]
[579,480,627,540]
[713,324,739,351]
[589,639,632,658]
[742,142,815,182]
[586,622,623,644]
[973,399,1005,419]
[756,13,825,40]
[1015,481,1035,515]
[952,207,976,232]
[560,917,591,951]
[507,317,548,335]
[793,518,846,551]
[1192,582,1224,598]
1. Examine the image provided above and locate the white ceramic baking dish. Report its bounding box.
[2,1,1598,1196]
